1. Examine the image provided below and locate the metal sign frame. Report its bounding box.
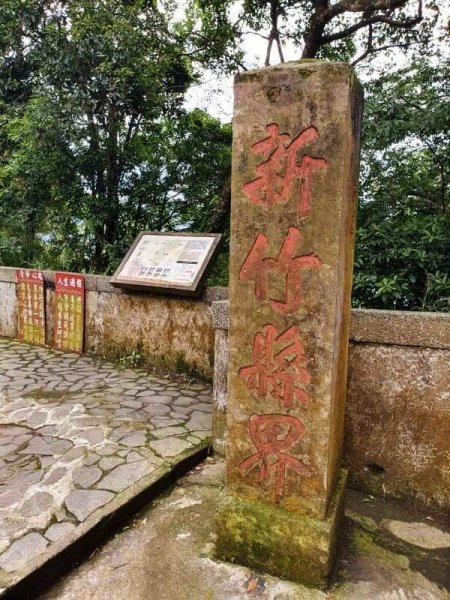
[110,231,223,296]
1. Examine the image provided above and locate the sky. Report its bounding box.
[184,27,297,122]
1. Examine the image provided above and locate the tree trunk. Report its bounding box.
[302,21,326,58]
[104,103,120,247]
[209,177,231,233]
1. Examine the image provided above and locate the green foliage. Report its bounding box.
[354,61,450,311]
[206,243,229,286]
[188,0,440,67]
[354,213,450,311]
[0,0,232,274]
[0,1,448,314]
[119,349,144,369]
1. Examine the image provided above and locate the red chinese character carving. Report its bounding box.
[239,226,322,314]
[239,414,310,502]
[243,123,327,216]
[239,324,311,409]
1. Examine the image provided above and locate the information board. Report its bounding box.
[110,232,222,295]
[53,272,85,352]
[16,269,46,345]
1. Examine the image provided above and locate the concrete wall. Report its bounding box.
[211,301,450,516]
[345,310,450,515]
[0,266,227,381]
[0,281,16,338]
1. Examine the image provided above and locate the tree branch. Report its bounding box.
[351,23,374,65]
[323,1,423,44]
[265,34,274,66]
[275,32,285,63]
[351,36,430,66]
[327,0,410,19]
[265,0,284,66]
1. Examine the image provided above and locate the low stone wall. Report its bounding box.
[1,265,448,513]
[211,301,450,515]
[0,266,227,381]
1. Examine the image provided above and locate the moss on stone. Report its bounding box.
[215,494,330,587]
[23,389,78,401]
[298,58,323,64]
[174,352,205,380]
[350,529,410,570]
[99,347,211,382]
[345,509,378,534]
[214,471,347,589]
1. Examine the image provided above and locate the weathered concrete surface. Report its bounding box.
[211,302,450,350]
[0,339,212,595]
[344,343,450,515]
[0,283,15,339]
[211,301,230,455]
[85,290,215,380]
[211,300,450,514]
[212,328,228,456]
[351,308,450,350]
[39,458,450,600]
[0,266,227,380]
[215,470,347,588]
[210,300,229,331]
[226,59,362,518]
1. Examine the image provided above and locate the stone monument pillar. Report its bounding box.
[215,61,363,587]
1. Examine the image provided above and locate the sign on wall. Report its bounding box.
[53,272,85,353]
[110,232,222,296]
[16,269,46,345]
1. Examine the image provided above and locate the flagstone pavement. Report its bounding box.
[0,338,212,596]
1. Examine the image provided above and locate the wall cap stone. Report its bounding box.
[0,266,226,304]
[211,300,450,350]
[350,308,450,350]
[235,60,353,85]
[211,300,230,330]
[0,267,16,284]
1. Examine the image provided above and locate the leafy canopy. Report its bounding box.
[354,60,450,311]
[0,0,232,272]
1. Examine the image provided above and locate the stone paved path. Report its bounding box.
[0,339,212,595]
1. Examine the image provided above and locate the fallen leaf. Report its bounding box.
[361,495,375,503]
[247,578,258,592]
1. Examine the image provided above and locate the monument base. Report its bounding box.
[214,469,347,589]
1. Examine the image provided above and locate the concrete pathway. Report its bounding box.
[0,339,212,596]
[40,458,450,600]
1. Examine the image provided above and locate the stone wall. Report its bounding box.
[211,301,450,515]
[0,266,227,381]
[345,310,450,516]
[1,265,448,514]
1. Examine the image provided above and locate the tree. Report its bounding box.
[1,0,448,314]
[191,0,442,67]
[353,60,450,311]
[187,0,445,235]
[0,0,234,273]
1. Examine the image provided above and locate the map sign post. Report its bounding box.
[110,232,222,296]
